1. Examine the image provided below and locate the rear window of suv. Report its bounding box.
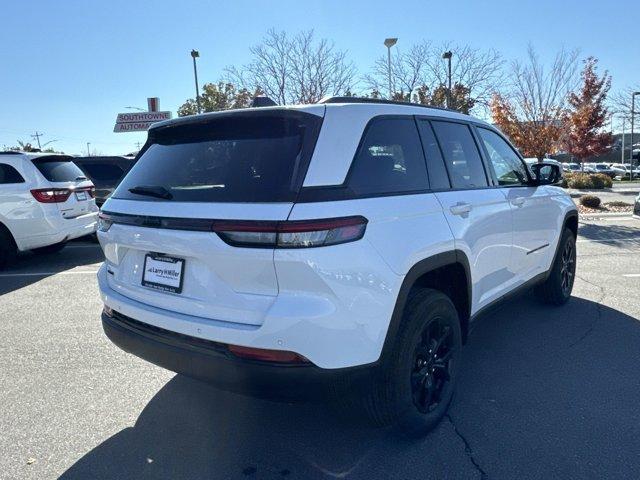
[32,156,87,183]
[80,163,126,183]
[113,111,322,203]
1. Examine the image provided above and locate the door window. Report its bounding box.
[477,128,529,186]
[431,121,488,189]
[416,120,450,190]
[347,117,428,195]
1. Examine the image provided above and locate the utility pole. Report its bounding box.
[31,131,43,149]
[191,50,201,114]
[87,142,91,156]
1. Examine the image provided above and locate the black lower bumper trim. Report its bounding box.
[102,311,359,401]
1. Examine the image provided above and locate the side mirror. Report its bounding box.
[529,162,563,186]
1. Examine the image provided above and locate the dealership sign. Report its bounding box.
[113,111,172,132]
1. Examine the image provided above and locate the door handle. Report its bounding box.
[450,202,472,216]
[512,197,525,207]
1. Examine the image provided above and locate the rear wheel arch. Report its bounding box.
[0,220,18,269]
[0,220,17,247]
[381,250,472,361]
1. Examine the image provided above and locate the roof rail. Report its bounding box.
[0,151,23,155]
[318,96,456,113]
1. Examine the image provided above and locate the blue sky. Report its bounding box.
[1,0,638,155]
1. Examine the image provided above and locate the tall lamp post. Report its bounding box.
[621,116,626,165]
[191,49,201,114]
[631,92,640,180]
[442,51,453,109]
[384,38,397,99]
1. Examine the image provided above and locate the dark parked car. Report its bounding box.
[73,156,135,206]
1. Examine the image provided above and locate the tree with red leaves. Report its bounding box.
[562,57,613,166]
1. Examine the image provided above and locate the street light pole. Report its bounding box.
[621,117,626,165]
[442,51,453,109]
[631,92,639,180]
[191,49,201,114]
[86,142,91,156]
[384,38,397,99]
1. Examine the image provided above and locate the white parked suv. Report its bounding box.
[0,152,99,268]
[97,98,577,431]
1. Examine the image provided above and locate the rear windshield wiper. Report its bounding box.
[128,185,173,200]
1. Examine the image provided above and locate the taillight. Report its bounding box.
[30,188,72,203]
[87,187,96,198]
[97,212,113,232]
[212,216,368,248]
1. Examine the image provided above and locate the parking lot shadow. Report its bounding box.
[59,294,640,480]
[0,241,103,296]
[578,221,640,247]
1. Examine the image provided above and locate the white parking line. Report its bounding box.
[622,274,640,278]
[0,270,99,277]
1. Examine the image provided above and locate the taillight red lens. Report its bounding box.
[30,188,72,203]
[228,344,309,364]
[211,216,367,248]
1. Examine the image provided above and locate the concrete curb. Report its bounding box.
[579,212,635,219]
[568,190,638,198]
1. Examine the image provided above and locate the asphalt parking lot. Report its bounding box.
[1,216,640,480]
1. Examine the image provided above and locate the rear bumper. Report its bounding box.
[97,260,399,369]
[102,310,364,400]
[16,211,98,250]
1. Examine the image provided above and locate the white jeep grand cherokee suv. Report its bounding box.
[0,152,98,268]
[97,98,577,431]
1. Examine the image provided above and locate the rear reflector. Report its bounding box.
[30,188,72,203]
[228,344,309,364]
[212,216,368,248]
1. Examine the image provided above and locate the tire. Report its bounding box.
[32,241,67,255]
[332,288,462,434]
[0,226,18,270]
[535,228,576,305]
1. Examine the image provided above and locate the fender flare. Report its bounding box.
[380,250,472,361]
[545,209,578,280]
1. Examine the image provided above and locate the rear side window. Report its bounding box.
[431,121,488,189]
[32,157,86,183]
[0,164,25,184]
[347,117,428,195]
[114,111,322,203]
[477,128,528,186]
[80,163,126,183]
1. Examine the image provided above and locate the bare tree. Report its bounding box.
[610,85,640,122]
[225,29,356,104]
[511,46,580,127]
[364,42,433,97]
[363,41,503,113]
[491,46,580,160]
[427,43,504,110]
